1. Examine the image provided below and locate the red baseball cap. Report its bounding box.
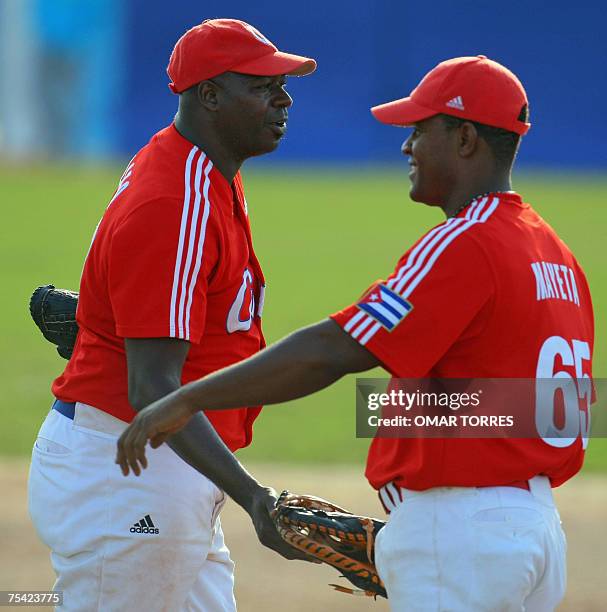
[167,19,317,93]
[371,55,530,135]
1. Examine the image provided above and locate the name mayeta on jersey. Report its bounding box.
[530,261,580,305]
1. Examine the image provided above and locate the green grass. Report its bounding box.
[1,165,606,472]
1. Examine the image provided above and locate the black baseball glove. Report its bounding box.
[272,491,387,598]
[29,284,79,359]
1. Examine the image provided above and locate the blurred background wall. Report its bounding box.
[0,0,605,168]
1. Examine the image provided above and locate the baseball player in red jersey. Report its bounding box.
[116,57,594,610]
[28,19,316,612]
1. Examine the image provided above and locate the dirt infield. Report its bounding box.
[1,461,605,611]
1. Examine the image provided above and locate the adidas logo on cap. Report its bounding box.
[130,515,159,535]
[446,96,465,111]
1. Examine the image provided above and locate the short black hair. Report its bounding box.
[440,105,528,168]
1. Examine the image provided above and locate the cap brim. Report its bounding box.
[371,97,437,126]
[231,51,317,77]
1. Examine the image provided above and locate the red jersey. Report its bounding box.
[53,125,265,451]
[331,193,594,490]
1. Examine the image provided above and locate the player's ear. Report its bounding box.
[197,81,219,111]
[458,122,479,158]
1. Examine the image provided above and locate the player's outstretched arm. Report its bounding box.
[123,337,314,562]
[116,319,378,474]
[160,411,315,562]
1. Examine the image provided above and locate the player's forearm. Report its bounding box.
[128,376,182,413]
[126,360,264,509]
[128,374,263,509]
[125,336,190,413]
[167,416,264,512]
[180,334,340,410]
[178,318,377,412]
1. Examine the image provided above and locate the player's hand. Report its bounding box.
[248,486,321,563]
[115,390,196,476]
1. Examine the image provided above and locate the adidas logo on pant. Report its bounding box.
[130,514,159,534]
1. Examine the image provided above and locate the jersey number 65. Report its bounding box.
[536,336,592,449]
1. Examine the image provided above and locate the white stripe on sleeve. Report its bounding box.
[478,196,499,222]
[386,219,457,291]
[170,146,198,337]
[361,197,499,345]
[177,153,207,338]
[359,322,381,345]
[184,160,213,339]
[351,315,375,339]
[344,310,366,332]
[393,199,487,295]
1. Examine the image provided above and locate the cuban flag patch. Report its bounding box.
[357,284,413,331]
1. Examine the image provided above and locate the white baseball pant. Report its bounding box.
[28,402,236,612]
[375,477,566,611]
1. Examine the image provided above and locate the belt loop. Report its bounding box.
[379,482,404,515]
[528,475,553,507]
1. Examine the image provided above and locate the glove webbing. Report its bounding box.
[275,519,383,596]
